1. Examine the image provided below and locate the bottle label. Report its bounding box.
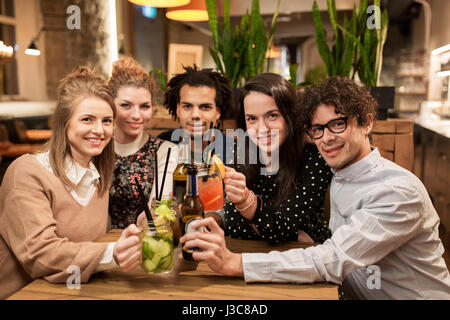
[183,218,204,254]
[185,218,205,234]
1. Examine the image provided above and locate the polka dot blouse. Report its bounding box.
[224,143,332,245]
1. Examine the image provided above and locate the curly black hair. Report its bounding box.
[298,76,378,129]
[163,65,233,120]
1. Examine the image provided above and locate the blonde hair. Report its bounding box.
[108,57,155,101]
[45,66,116,195]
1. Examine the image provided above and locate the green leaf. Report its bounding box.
[374,8,389,85]
[209,48,224,74]
[247,41,256,78]
[289,63,299,86]
[362,29,375,86]
[336,25,363,60]
[327,0,340,69]
[357,0,368,37]
[224,0,230,35]
[205,0,219,52]
[339,25,356,76]
[312,1,334,76]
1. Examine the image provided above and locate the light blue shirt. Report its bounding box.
[242,148,450,299]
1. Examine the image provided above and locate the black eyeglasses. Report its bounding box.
[306,116,349,139]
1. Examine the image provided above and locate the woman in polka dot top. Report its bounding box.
[223,73,332,245]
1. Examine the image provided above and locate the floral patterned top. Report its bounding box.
[224,143,332,245]
[109,136,163,229]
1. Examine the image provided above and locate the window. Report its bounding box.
[0,0,18,97]
[0,0,14,17]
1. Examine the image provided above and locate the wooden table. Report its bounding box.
[8,229,338,300]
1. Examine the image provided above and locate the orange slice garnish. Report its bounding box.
[209,154,225,178]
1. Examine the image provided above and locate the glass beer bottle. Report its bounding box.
[173,142,190,205]
[181,164,204,261]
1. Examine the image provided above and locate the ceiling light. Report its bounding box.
[128,0,190,8]
[166,0,208,21]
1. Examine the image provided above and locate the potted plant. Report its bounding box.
[205,0,280,121]
[312,0,358,78]
[205,0,280,88]
[312,0,392,119]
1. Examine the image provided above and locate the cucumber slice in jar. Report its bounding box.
[159,255,173,269]
[142,259,157,272]
[145,237,159,254]
[151,253,162,266]
[157,239,172,257]
[142,241,151,260]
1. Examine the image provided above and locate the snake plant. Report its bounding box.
[206,0,280,87]
[312,0,356,78]
[312,0,388,87]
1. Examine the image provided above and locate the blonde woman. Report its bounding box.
[108,57,177,229]
[0,67,142,299]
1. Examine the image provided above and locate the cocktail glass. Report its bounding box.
[150,195,181,247]
[197,163,225,215]
[140,217,174,274]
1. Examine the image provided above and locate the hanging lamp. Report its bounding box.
[128,0,190,8]
[166,0,208,21]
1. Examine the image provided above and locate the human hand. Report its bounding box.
[223,166,248,205]
[297,230,314,243]
[180,217,243,276]
[113,223,141,272]
[136,211,146,229]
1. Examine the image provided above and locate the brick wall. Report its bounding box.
[41,0,110,99]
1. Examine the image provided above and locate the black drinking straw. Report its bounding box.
[158,147,172,201]
[206,122,215,167]
[203,122,217,181]
[154,153,159,201]
[133,176,153,222]
[208,121,214,137]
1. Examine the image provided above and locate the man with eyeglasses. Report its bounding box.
[180,76,450,300]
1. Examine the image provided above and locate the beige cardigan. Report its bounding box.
[0,154,109,299]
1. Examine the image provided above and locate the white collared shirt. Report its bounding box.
[35,151,118,272]
[35,150,100,206]
[242,148,450,299]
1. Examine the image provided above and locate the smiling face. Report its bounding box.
[176,85,221,137]
[114,86,152,143]
[310,104,373,170]
[244,91,287,154]
[66,96,114,167]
